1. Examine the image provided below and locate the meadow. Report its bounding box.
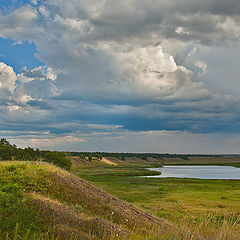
[1,146,240,239]
[72,162,240,239]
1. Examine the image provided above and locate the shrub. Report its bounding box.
[43,151,72,170]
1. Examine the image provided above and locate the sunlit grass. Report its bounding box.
[72,162,240,239]
[1,161,240,239]
[2,213,240,240]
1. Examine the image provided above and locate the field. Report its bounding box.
[72,161,240,239]
[1,154,240,239]
[163,156,240,167]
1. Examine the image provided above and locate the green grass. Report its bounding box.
[162,156,240,167]
[0,162,92,238]
[72,163,240,235]
[0,162,54,237]
[1,160,240,239]
[0,161,171,239]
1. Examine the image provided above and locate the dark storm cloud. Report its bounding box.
[0,0,240,152]
[45,0,240,45]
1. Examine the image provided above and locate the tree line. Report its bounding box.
[70,151,191,161]
[0,138,72,170]
[70,151,238,161]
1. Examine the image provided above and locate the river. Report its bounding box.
[147,165,240,179]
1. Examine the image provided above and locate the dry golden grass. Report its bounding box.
[30,193,129,239]
[45,166,168,231]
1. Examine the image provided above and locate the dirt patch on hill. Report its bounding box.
[70,156,92,166]
[101,157,118,165]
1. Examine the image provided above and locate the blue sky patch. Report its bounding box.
[0,0,34,14]
[0,38,44,72]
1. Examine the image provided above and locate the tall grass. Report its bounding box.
[2,213,240,240]
[1,162,240,240]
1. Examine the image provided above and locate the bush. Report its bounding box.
[0,139,72,170]
[43,151,72,170]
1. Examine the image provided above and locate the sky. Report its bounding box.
[0,0,240,153]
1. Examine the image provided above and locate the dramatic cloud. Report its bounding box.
[0,0,240,152]
[0,5,38,39]
[0,62,16,98]
[45,0,240,44]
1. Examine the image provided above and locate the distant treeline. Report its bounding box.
[70,152,240,161]
[70,152,190,161]
[0,138,72,170]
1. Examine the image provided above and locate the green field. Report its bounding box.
[72,162,240,239]
[162,156,240,167]
[1,152,240,239]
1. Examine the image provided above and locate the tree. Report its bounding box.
[0,138,16,160]
[42,151,72,170]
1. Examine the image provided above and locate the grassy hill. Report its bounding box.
[1,150,240,239]
[0,161,172,240]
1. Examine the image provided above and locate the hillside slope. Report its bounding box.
[0,161,168,239]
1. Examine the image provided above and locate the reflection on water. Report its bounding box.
[147,165,240,179]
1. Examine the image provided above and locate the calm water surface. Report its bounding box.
[147,165,240,179]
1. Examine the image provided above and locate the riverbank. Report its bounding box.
[72,162,240,238]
